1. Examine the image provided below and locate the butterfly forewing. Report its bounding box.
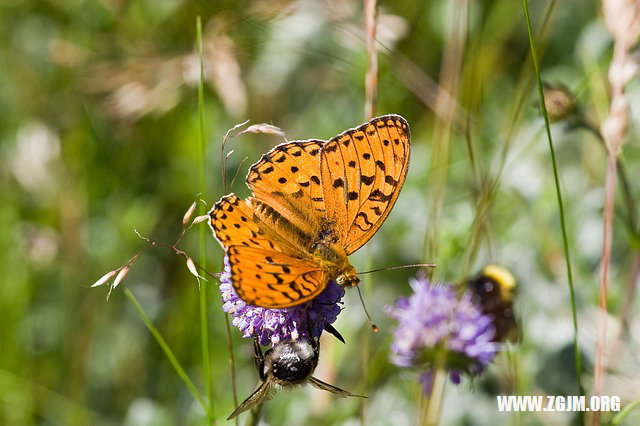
[320,115,410,255]
[209,194,284,252]
[247,140,327,229]
[227,246,327,308]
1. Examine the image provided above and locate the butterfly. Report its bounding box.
[209,115,410,308]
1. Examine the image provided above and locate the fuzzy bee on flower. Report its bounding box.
[227,336,362,419]
[386,266,518,393]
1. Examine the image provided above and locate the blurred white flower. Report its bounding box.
[9,121,60,195]
[19,223,60,266]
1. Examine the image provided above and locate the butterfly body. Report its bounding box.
[210,115,410,308]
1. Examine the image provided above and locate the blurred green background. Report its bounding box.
[2,0,640,424]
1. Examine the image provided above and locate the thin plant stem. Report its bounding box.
[611,395,640,425]
[459,0,558,281]
[361,1,377,423]
[577,119,638,236]
[594,153,617,419]
[224,314,239,418]
[423,350,447,426]
[359,247,373,424]
[364,0,378,119]
[221,143,240,425]
[123,288,208,412]
[245,402,264,426]
[423,0,468,275]
[521,0,584,400]
[620,252,640,335]
[592,7,638,416]
[218,96,244,426]
[196,17,214,423]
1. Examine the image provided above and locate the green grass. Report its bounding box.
[522,0,583,397]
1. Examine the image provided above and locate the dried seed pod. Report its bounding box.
[186,257,199,278]
[91,270,118,287]
[182,201,198,226]
[112,266,130,288]
[240,123,285,137]
[192,215,210,225]
[542,83,577,122]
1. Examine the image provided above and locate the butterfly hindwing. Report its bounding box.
[227,245,327,308]
[320,115,410,255]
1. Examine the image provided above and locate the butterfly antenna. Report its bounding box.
[357,263,436,275]
[356,285,379,333]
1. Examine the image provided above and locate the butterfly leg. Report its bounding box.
[302,301,345,343]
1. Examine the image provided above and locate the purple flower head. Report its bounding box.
[386,275,497,391]
[219,256,345,346]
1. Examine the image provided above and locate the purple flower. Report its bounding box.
[386,275,497,391]
[219,256,345,346]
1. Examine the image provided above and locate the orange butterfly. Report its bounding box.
[209,115,410,308]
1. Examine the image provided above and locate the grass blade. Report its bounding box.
[196,16,214,422]
[124,288,208,412]
[521,0,583,398]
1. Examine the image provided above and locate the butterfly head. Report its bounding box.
[335,265,360,287]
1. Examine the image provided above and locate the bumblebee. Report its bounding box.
[467,265,517,343]
[228,335,361,419]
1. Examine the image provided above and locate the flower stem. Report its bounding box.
[424,359,447,426]
[521,0,583,400]
[124,288,208,412]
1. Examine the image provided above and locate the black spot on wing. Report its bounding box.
[324,144,338,153]
[361,175,374,185]
[369,189,392,202]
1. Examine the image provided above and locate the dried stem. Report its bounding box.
[594,154,617,414]
[361,1,378,423]
[364,0,378,120]
[420,1,468,423]
[221,120,250,192]
[423,0,468,274]
[220,121,249,426]
[576,118,638,234]
[594,2,640,421]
